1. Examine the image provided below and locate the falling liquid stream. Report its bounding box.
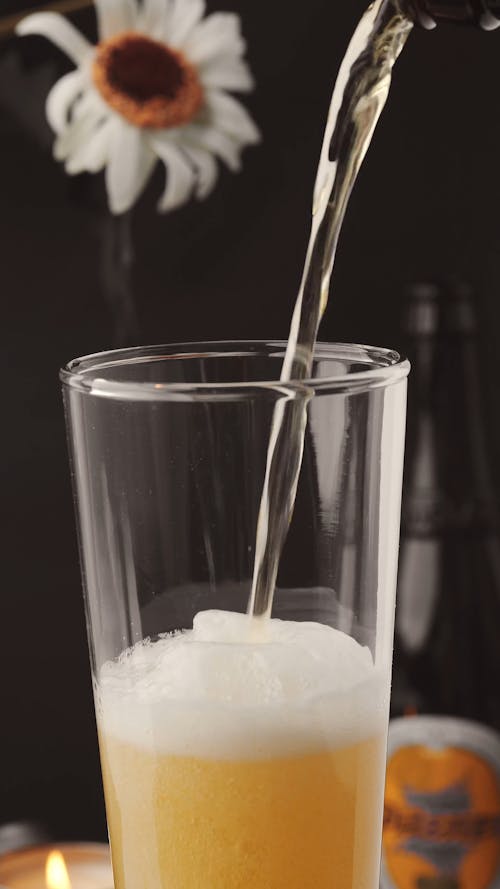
[248,0,413,625]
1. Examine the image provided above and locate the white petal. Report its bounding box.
[66,117,114,174]
[16,13,92,66]
[106,123,156,214]
[94,0,138,40]
[180,144,218,200]
[199,55,254,93]
[137,0,168,38]
[167,0,205,48]
[206,90,261,146]
[54,99,104,162]
[149,135,195,212]
[183,123,241,172]
[46,69,85,134]
[72,86,106,120]
[183,13,244,66]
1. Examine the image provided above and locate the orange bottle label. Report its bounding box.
[382,717,500,889]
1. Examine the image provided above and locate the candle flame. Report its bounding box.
[46,851,72,889]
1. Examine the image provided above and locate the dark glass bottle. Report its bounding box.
[406,0,500,29]
[381,283,500,889]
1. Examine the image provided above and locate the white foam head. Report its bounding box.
[96,611,389,758]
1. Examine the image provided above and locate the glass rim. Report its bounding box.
[60,340,410,400]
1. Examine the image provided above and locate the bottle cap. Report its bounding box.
[403,281,476,336]
[403,282,440,336]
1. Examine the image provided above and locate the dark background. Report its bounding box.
[2,0,500,843]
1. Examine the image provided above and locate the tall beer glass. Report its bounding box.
[61,341,409,889]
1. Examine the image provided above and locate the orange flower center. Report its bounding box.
[92,33,203,129]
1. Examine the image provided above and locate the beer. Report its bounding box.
[97,610,389,888]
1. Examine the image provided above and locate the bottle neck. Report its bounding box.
[403,287,497,532]
[408,0,500,29]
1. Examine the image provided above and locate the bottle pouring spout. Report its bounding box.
[404,0,500,28]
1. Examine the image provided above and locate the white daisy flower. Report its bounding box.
[17,0,261,214]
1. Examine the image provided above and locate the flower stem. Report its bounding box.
[100,211,139,347]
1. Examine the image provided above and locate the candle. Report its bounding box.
[0,843,113,888]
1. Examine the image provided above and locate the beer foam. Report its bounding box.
[96,610,388,758]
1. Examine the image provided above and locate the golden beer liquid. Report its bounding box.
[100,730,386,889]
